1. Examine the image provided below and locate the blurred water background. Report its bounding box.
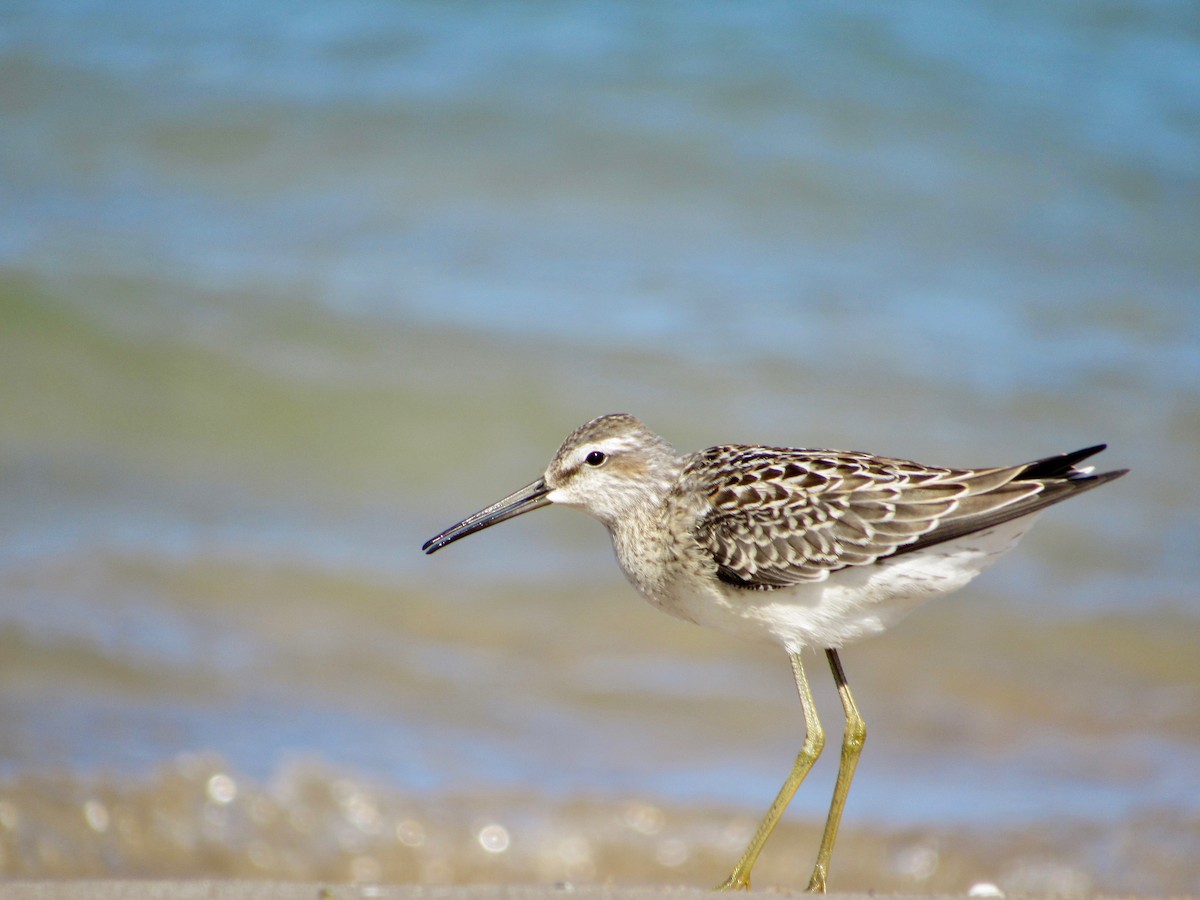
[2,0,1198,892]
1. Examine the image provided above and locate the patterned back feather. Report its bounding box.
[685,444,1125,590]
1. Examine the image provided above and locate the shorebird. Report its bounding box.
[422,413,1127,891]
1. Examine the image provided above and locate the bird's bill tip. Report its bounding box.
[422,478,551,554]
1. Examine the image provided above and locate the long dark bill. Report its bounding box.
[422,478,551,554]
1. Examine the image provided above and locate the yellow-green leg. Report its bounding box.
[716,652,824,891]
[806,648,867,893]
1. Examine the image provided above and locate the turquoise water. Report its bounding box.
[1,1,1198,890]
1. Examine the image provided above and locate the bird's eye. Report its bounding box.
[585,450,607,467]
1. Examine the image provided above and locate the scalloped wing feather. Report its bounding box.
[684,445,1079,591]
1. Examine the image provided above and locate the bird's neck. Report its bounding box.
[599,452,683,528]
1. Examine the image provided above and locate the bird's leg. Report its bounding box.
[716,651,824,891]
[805,648,866,893]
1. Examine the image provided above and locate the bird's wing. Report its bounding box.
[683,444,1117,590]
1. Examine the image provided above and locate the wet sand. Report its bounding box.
[0,887,1046,900]
[0,886,685,900]
[0,886,790,900]
[4,755,1197,894]
[0,884,1171,900]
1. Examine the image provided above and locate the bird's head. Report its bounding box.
[422,413,680,554]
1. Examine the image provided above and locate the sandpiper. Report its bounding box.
[422,413,1127,891]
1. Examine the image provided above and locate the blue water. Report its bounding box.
[1,0,1199,887]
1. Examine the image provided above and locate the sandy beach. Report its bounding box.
[0,886,1018,900]
[0,885,800,900]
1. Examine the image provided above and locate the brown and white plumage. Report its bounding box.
[687,441,1118,588]
[422,413,1127,891]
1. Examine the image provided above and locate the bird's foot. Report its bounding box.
[714,870,751,891]
[806,863,828,893]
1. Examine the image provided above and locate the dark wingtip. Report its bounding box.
[1021,443,1114,481]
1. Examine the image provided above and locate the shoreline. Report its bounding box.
[0,884,1105,900]
[0,884,808,899]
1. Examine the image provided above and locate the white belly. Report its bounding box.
[651,514,1041,653]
